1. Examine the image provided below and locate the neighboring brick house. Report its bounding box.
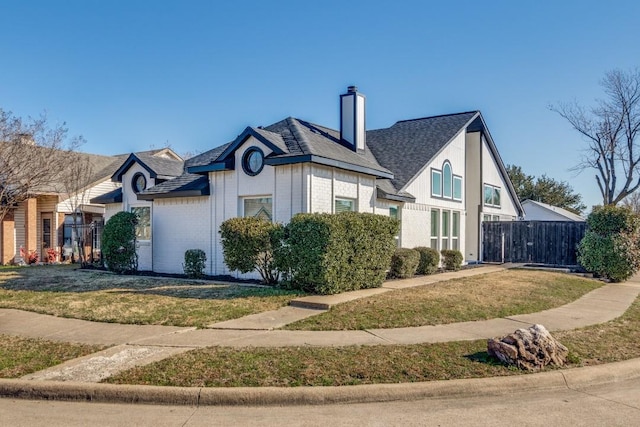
[0,148,181,265]
[96,86,523,277]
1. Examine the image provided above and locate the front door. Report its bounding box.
[41,213,52,262]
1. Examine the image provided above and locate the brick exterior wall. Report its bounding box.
[1,212,15,265]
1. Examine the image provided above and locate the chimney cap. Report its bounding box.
[347,85,358,93]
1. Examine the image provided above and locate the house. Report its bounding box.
[0,148,180,265]
[522,199,585,221]
[95,86,523,277]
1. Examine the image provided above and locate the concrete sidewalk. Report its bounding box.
[0,266,639,391]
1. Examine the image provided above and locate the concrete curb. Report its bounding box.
[1,358,639,406]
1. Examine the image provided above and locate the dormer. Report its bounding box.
[340,86,366,152]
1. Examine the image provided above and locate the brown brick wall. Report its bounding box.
[1,212,15,264]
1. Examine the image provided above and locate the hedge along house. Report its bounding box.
[96,86,523,278]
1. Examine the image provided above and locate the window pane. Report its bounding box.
[431,209,439,237]
[442,211,449,237]
[443,163,452,198]
[452,212,459,237]
[244,197,273,221]
[493,188,501,207]
[131,207,151,240]
[389,206,398,220]
[335,198,355,213]
[431,170,442,197]
[452,239,459,250]
[430,239,438,250]
[483,214,491,221]
[493,215,500,221]
[484,185,493,205]
[453,176,462,200]
[442,238,449,250]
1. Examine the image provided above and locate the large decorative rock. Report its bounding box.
[487,324,568,371]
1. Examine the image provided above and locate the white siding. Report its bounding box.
[152,197,210,274]
[57,179,120,214]
[121,163,154,271]
[399,203,430,248]
[481,135,518,219]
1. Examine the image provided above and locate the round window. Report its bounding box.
[242,147,264,176]
[132,173,147,193]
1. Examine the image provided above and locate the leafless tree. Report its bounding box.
[622,191,640,214]
[552,68,640,205]
[59,152,94,265]
[0,108,82,223]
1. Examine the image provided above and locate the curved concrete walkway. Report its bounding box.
[0,267,639,385]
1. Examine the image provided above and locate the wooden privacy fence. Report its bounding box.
[482,221,587,266]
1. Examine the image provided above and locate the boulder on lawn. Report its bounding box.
[487,324,568,371]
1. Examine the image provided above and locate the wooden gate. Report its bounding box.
[482,221,586,266]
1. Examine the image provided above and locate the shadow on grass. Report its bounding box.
[465,351,504,366]
[0,265,304,301]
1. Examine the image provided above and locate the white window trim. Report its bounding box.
[334,197,356,213]
[431,169,442,197]
[130,205,152,241]
[242,196,273,221]
[484,184,501,208]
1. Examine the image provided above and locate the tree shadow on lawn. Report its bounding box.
[0,265,300,300]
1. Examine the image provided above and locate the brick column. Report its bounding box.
[1,212,15,265]
[24,198,38,254]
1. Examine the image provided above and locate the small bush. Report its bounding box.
[101,212,138,274]
[282,212,399,294]
[220,217,284,284]
[414,246,440,275]
[183,249,207,278]
[578,205,640,282]
[440,249,463,271]
[389,248,420,279]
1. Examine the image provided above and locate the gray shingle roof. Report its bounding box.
[366,111,479,192]
[137,173,209,200]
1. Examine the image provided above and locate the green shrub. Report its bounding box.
[281,212,399,294]
[183,249,207,278]
[414,246,440,275]
[219,217,284,284]
[578,205,640,282]
[389,248,420,279]
[440,249,463,271]
[101,212,138,274]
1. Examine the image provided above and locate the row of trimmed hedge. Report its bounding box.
[220,212,399,295]
[388,247,463,279]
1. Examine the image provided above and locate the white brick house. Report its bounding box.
[95,87,523,277]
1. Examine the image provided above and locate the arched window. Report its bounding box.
[442,162,452,198]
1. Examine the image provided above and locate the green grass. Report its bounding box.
[105,293,640,388]
[285,270,602,330]
[0,334,104,378]
[0,265,303,327]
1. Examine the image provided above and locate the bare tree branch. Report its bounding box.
[551,68,640,205]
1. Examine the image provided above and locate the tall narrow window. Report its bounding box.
[441,210,450,250]
[430,209,439,249]
[389,206,400,247]
[431,170,442,197]
[453,176,462,200]
[131,207,151,240]
[442,162,452,198]
[452,211,460,250]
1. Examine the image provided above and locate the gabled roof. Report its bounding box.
[186,117,393,179]
[367,111,479,191]
[136,173,209,200]
[112,149,184,181]
[90,187,123,204]
[522,200,585,221]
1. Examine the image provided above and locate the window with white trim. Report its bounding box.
[335,198,355,213]
[131,206,151,240]
[430,209,439,249]
[389,205,400,247]
[452,211,460,250]
[431,170,442,197]
[432,161,462,201]
[244,197,273,221]
[484,184,501,208]
[441,210,450,250]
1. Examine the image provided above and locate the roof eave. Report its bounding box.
[137,188,210,201]
[186,158,235,174]
[266,155,394,179]
[376,187,416,203]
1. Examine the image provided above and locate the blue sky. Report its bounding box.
[1,1,638,210]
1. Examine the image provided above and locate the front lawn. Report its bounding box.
[0,265,303,328]
[0,334,104,378]
[105,293,640,387]
[284,270,602,330]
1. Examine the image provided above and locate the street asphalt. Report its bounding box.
[1,264,639,406]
